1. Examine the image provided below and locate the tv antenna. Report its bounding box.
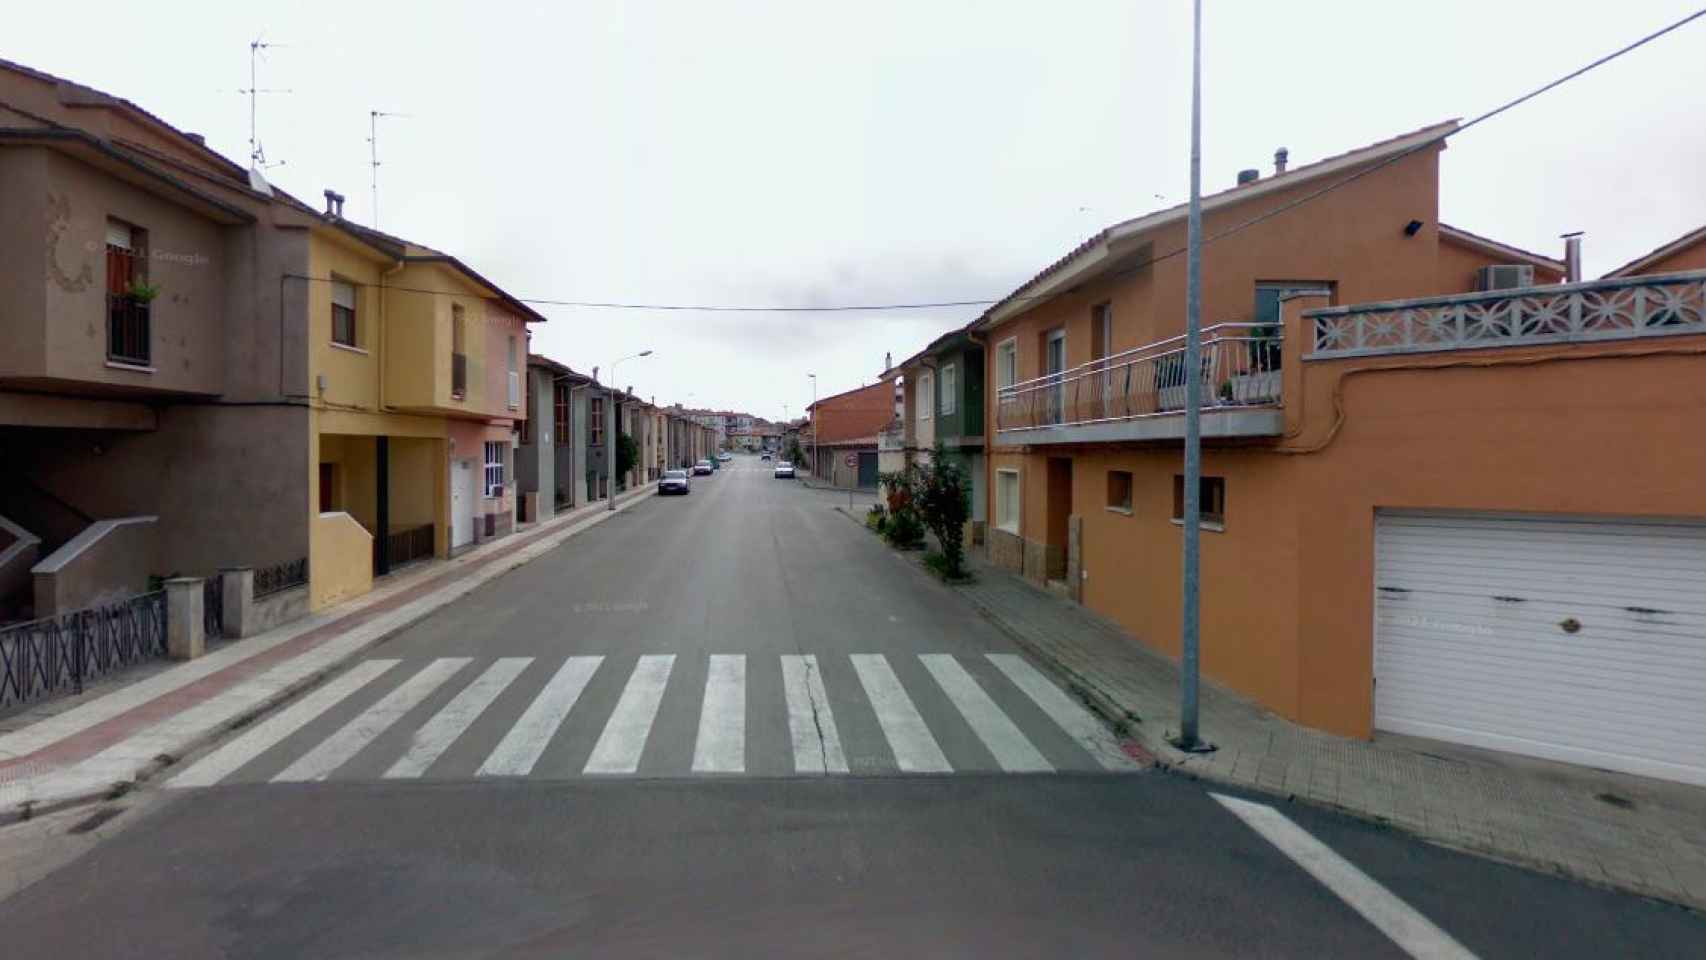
[239,36,291,169]
[368,109,412,228]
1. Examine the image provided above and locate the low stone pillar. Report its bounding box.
[222,567,254,638]
[164,577,205,660]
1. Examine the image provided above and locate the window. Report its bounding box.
[484,441,506,497]
[917,371,932,420]
[331,278,358,347]
[1172,475,1226,528]
[105,218,150,365]
[996,469,1020,534]
[996,338,1017,389]
[554,383,571,446]
[451,305,468,398]
[590,396,605,446]
[1106,470,1133,514]
[940,362,957,416]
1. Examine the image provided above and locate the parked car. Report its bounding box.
[760,452,772,461]
[773,461,795,479]
[693,459,714,475]
[658,469,691,495]
[718,452,732,462]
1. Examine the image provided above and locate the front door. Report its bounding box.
[451,459,476,549]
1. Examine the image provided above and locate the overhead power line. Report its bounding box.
[296,8,1704,316]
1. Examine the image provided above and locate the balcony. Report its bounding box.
[1307,269,1706,359]
[107,294,151,366]
[451,352,468,400]
[995,323,1284,445]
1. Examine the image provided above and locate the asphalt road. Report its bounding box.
[0,457,1700,957]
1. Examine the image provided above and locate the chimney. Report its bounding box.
[884,351,892,371]
[1562,232,1583,283]
[333,192,346,218]
[1237,168,1260,186]
[323,189,338,216]
[1274,147,1289,175]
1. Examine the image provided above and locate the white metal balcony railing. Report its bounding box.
[1309,269,1706,359]
[995,323,1282,434]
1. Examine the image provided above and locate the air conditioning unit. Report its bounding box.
[1475,264,1534,292]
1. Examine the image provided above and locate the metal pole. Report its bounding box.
[606,380,617,511]
[1175,0,1211,753]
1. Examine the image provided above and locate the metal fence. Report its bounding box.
[996,322,1283,432]
[382,524,435,572]
[254,557,308,599]
[0,591,168,711]
[203,572,224,640]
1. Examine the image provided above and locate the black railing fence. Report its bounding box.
[254,558,308,599]
[0,591,167,711]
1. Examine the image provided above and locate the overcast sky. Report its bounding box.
[11,1,1704,419]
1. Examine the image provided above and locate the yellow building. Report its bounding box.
[303,211,544,609]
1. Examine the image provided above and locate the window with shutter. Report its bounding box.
[331,279,358,347]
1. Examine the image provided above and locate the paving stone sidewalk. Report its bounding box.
[0,486,655,820]
[831,505,1706,912]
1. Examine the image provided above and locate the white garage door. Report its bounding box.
[1374,511,1706,786]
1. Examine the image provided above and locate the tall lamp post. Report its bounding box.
[807,373,818,480]
[608,349,653,511]
[1173,0,1213,754]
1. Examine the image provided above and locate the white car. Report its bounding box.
[693,460,714,475]
[658,469,691,495]
[718,452,732,462]
[773,461,795,479]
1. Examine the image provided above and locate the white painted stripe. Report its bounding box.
[986,654,1139,770]
[477,656,603,777]
[584,656,674,775]
[273,658,471,782]
[384,658,532,779]
[850,654,950,773]
[920,655,1052,773]
[167,660,400,788]
[1212,794,1479,960]
[781,655,848,774]
[692,655,746,773]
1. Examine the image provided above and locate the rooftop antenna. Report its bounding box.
[240,36,291,169]
[368,109,412,229]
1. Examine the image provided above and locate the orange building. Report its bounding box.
[973,121,1706,785]
[806,380,897,489]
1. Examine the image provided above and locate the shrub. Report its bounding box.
[911,444,971,578]
[922,550,974,583]
[883,507,924,549]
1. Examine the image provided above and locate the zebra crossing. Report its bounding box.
[167,652,1141,788]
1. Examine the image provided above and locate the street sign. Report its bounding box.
[844,452,856,467]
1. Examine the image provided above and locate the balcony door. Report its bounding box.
[1090,303,1113,419]
[1044,328,1065,425]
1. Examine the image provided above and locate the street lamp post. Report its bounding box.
[807,373,818,481]
[608,350,653,512]
[1173,0,1213,754]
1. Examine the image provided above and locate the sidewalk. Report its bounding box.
[0,486,655,821]
[832,505,1706,911]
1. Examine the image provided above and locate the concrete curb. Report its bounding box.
[827,505,1148,756]
[828,504,1702,910]
[2,488,656,826]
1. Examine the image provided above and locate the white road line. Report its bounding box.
[167,660,401,789]
[1212,794,1480,960]
[781,655,848,774]
[478,656,603,777]
[920,655,1052,773]
[850,654,951,773]
[584,655,674,775]
[691,655,746,773]
[384,657,532,779]
[273,658,471,782]
[986,654,1139,770]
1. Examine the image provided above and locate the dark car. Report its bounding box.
[693,460,714,475]
[658,469,691,495]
